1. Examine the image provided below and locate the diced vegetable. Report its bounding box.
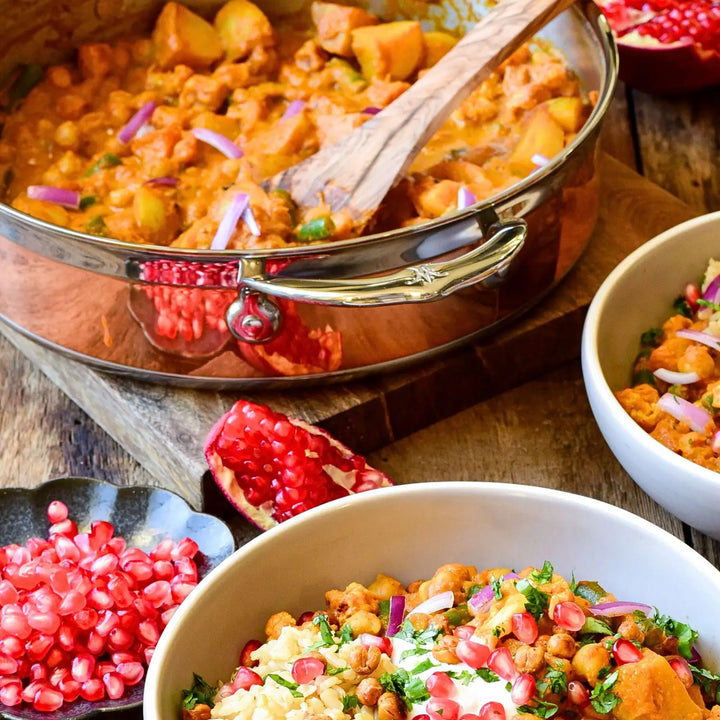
[83,153,122,177]
[311,1,379,57]
[296,216,335,241]
[422,31,458,68]
[85,215,108,236]
[545,96,586,133]
[508,107,565,177]
[133,186,168,232]
[214,0,274,62]
[351,21,424,81]
[152,2,224,71]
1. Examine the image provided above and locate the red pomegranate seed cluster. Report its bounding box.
[0,501,200,712]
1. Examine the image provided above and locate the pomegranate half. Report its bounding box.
[204,400,392,529]
[597,0,720,93]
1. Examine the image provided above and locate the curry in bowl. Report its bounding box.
[0,0,592,250]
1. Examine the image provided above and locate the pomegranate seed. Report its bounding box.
[33,685,64,711]
[487,647,516,681]
[567,680,590,706]
[510,673,536,705]
[453,625,475,640]
[478,702,506,720]
[685,283,700,310]
[96,610,120,637]
[150,539,174,562]
[152,560,174,581]
[126,562,154,583]
[0,581,19,605]
[87,631,107,655]
[59,677,82,702]
[49,667,70,687]
[90,521,114,548]
[26,634,54,662]
[107,627,134,652]
[74,608,99,630]
[427,697,460,720]
[511,613,538,644]
[231,666,263,691]
[47,501,69,524]
[0,678,22,706]
[45,647,68,669]
[456,638,491,669]
[103,672,125,700]
[426,671,456,697]
[80,677,105,702]
[459,715,482,720]
[72,654,96,683]
[49,519,78,537]
[143,580,171,607]
[95,661,116,678]
[0,637,24,659]
[88,588,114,610]
[612,638,643,665]
[21,679,46,703]
[91,554,119,577]
[359,633,393,655]
[669,657,694,687]
[1,613,31,639]
[160,606,177,628]
[137,620,160,646]
[171,538,199,560]
[553,601,586,632]
[116,661,144,685]
[240,639,262,667]
[291,656,326,684]
[0,653,19,674]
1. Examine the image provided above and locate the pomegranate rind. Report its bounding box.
[204,403,392,530]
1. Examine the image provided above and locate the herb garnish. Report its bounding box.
[267,674,303,697]
[379,668,430,709]
[589,670,621,713]
[690,664,720,704]
[673,296,693,318]
[697,299,720,313]
[343,695,360,711]
[491,576,503,600]
[649,611,698,660]
[530,561,554,585]
[83,152,122,177]
[516,698,559,717]
[580,617,614,636]
[181,673,216,710]
[640,327,663,346]
[536,669,567,696]
[515,579,550,620]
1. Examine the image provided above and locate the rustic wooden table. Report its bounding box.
[1,78,720,570]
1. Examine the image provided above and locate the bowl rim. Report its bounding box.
[143,480,720,718]
[581,210,720,491]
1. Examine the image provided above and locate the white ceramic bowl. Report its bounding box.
[582,211,720,540]
[143,481,720,720]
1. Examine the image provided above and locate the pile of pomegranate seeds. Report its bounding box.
[0,500,200,711]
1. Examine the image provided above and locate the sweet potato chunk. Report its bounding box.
[152,2,224,71]
[214,0,274,62]
[508,106,564,176]
[311,1,379,57]
[351,21,424,81]
[613,649,704,720]
[422,31,457,68]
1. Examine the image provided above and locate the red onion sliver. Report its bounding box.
[211,193,250,250]
[407,590,454,617]
[589,600,652,617]
[282,99,306,120]
[457,186,477,210]
[386,595,406,637]
[702,273,720,303]
[361,106,381,115]
[712,430,720,454]
[144,177,179,187]
[676,328,720,351]
[27,185,80,209]
[468,585,494,613]
[657,392,713,434]
[242,205,261,237]
[118,101,156,144]
[653,368,700,385]
[531,153,550,166]
[192,128,243,159]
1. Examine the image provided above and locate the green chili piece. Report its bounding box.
[271,188,298,226]
[79,195,98,211]
[296,216,335,241]
[85,215,108,237]
[83,153,122,177]
[7,64,44,109]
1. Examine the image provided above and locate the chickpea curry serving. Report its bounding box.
[181,561,720,720]
[616,258,720,472]
[0,0,591,250]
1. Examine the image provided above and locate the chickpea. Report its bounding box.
[356,678,383,706]
[513,643,545,674]
[264,611,296,639]
[345,611,382,637]
[348,644,381,675]
[182,703,212,720]
[54,122,79,151]
[571,642,610,686]
[546,633,577,658]
[47,66,73,89]
[368,573,406,601]
[56,151,82,176]
[617,618,645,644]
[432,634,460,664]
[377,692,406,720]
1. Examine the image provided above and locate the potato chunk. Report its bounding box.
[422,31,457,68]
[351,21,424,81]
[214,0,274,62]
[152,2,224,71]
[508,106,565,176]
[311,1,379,57]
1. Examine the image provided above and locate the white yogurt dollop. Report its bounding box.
[390,637,516,718]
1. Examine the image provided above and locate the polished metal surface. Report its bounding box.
[0,0,618,385]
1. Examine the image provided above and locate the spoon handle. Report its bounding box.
[267,0,576,220]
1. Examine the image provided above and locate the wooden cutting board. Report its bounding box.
[0,154,697,509]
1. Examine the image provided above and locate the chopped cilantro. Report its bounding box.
[580,617,614,636]
[379,668,429,709]
[327,666,349,676]
[83,152,121,177]
[569,571,577,593]
[690,664,720,704]
[491,576,503,600]
[515,578,550,620]
[181,673,216,710]
[650,611,698,660]
[79,195,97,210]
[516,698,559,717]
[339,623,354,644]
[703,395,718,413]
[312,614,336,646]
[266,674,303,697]
[673,296,693,318]
[536,669,567,697]
[530,561,554,585]
[589,670,621,713]
[411,658,437,675]
[476,668,500,683]
[445,603,472,627]
[632,368,657,387]
[343,694,360,711]
[640,327,663,346]
[446,668,500,685]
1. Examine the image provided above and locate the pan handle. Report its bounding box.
[238,218,526,308]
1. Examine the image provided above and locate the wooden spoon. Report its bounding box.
[264,0,576,224]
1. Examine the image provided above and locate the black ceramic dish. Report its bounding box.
[0,477,236,720]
